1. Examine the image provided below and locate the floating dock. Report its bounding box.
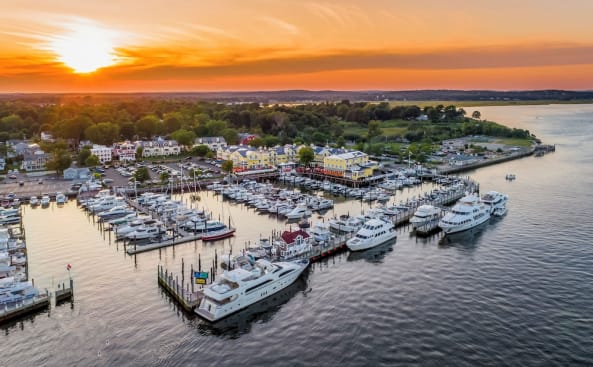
[125,231,203,255]
[0,296,50,323]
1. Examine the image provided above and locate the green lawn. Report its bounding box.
[493,137,534,147]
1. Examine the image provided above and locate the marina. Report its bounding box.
[0,104,591,366]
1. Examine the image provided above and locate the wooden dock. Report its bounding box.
[55,279,75,303]
[157,264,203,312]
[0,280,73,324]
[0,296,50,323]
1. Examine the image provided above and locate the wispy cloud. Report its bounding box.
[70,42,590,83]
[260,16,300,35]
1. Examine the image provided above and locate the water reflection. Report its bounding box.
[438,220,490,249]
[193,275,309,339]
[347,239,396,263]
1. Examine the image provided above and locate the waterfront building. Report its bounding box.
[323,151,375,180]
[90,145,113,164]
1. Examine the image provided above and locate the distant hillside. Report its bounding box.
[1,89,593,104]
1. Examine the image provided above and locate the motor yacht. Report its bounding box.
[40,195,51,207]
[409,205,442,229]
[346,218,397,251]
[97,206,134,219]
[285,204,312,220]
[56,192,67,205]
[308,222,331,243]
[196,258,308,322]
[438,193,490,234]
[329,215,364,233]
[126,223,166,240]
[116,218,158,238]
[480,191,508,215]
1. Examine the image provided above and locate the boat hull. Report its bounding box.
[195,262,307,322]
[347,232,397,251]
[202,228,236,241]
[439,214,490,234]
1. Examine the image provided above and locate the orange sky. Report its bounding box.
[2,0,593,92]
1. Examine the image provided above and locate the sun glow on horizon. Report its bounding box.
[48,21,121,73]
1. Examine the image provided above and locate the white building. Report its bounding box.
[112,141,136,161]
[194,136,227,151]
[138,139,181,157]
[90,145,113,164]
[21,150,49,171]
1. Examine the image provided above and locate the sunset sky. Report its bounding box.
[2,0,593,92]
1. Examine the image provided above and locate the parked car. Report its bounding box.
[18,181,24,186]
[8,174,16,179]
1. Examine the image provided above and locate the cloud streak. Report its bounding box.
[97,43,593,80]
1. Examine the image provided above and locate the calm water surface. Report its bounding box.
[3,104,593,366]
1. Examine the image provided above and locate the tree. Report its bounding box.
[159,171,170,184]
[170,128,196,148]
[120,122,136,140]
[84,122,120,145]
[46,149,72,174]
[192,144,211,158]
[163,112,182,133]
[472,110,482,120]
[221,128,239,145]
[85,154,100,167]
[135,146,144,160]
[221,160,233,175]
[134,167,151,183]
[136,115,160,138]
[367,120,382,142]
[78,147,91,166]
[298,146,315,170]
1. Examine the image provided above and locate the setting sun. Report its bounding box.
[48,21,120,73]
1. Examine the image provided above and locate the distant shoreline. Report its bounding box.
[390,100,593,108]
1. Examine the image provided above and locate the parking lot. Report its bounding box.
[0,172,74,199]
[0,158,223,200]
[101,157,222,189]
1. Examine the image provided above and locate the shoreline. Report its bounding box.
[437,147,536,175]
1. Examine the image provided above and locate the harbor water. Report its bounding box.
[3,104,593,366]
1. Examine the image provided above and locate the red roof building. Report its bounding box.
[281,230,310,245]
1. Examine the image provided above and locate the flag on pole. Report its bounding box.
[66,264,72,271]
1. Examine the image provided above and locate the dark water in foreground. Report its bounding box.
[3,105,593,366]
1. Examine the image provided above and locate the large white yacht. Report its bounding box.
[438,193,490,234]
[480,191,508,216]
[346,218,397,251]
[409,205,441,229]
[196,258,308,322]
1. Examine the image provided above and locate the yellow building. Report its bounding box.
[323,151,375,180]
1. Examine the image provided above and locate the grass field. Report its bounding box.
[491,137,535,147]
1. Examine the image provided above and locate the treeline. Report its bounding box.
[0,100,530,148]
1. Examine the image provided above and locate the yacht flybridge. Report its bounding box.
[196,258,308,322]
